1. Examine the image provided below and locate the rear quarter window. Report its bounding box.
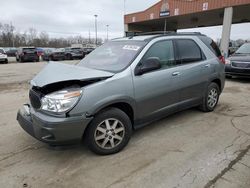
[198,36,222,57]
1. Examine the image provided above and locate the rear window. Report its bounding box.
[23,48,36,52]
[198,36,222,57]
[0,49,4,54]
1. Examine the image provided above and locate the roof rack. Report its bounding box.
[126,31,204,38]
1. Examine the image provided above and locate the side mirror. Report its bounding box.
[135,57,161,75]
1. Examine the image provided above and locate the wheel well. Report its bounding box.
[211,79,221,92]
[99,102,134,125]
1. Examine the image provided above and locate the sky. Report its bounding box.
[0,0,250,40]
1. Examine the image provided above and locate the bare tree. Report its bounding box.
[0,22,104,48]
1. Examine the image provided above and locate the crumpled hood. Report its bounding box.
[31,62,114,87]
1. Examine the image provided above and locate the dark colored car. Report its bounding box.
[16,47,39,62]
[64,47,85,60]
[42,48,65,61]
[225,43,250,78]
[5,48,17,57]
[83,47,95,55]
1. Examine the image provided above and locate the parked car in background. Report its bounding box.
[226,43,250,78]
[64,47,85,60]
[17,32,225,155]
[0,48,8,64]
[42,48,65,61]
[83,47,95,55]
[36,48,44,57]
[5,48,17,57]
[16,47,39,62]
[228,41,239,55]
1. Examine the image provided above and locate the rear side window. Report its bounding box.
[175,39,204,64]
[198,36,222,57]
[143,40,175,68]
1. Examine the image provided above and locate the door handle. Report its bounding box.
[204,64,211,68]
[172,72,181,76]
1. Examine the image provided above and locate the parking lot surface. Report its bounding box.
[0,61,250,188]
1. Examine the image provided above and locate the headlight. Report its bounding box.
[225,59,231,64]
[41,88,82,113]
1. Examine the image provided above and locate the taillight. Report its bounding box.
[219,56,225,64]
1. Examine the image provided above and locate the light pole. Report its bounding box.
[106,25,109,41]
[94,15,98,46]
[124,0,126,15]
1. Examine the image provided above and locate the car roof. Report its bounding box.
[19,46,35,49]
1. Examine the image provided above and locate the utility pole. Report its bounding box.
[124,0,126,15]
[106,25,109,41]
[88,29,91,44]
[94,15,98,46]
[10,22,15,47]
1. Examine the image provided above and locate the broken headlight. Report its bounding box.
[41,88,82,113]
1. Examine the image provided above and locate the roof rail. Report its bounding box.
[126,31,204,38]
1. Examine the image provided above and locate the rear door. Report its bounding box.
[174,38,210,107]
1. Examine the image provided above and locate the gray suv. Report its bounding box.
[17,33,225,155]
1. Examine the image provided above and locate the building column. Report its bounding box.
[220,7,233,58]
[124,24,128,36]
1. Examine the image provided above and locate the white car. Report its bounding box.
[0,48,8,64]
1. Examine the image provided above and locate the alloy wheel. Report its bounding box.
[207,88,218,108]
[94,118,125,149]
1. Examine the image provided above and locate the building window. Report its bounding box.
[150,13,154,20]
[202,2,208,11]
[132,16,136,22]
[174,8,179,15]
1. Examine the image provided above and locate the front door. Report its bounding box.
[132,40,182,124]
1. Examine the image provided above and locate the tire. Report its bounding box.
[200,82,220,112]
[66,54,72,60]
[85,108,132,155]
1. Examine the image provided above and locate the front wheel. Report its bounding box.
[85,108,132,155]
[200,82,220,112]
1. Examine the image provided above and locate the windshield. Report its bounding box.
[78,41,146,72]
[235,43,250,54]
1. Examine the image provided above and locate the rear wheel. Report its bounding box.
[66,54,72,60]
[200,82,220,112]
[85,108,132,155]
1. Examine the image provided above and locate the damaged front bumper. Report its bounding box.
[17,104,92,145]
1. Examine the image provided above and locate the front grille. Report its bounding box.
[232,62,250,69]
[29,89,42,109]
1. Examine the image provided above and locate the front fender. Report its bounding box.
[88,95,136,117]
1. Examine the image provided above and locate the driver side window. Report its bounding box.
[143,40,175,69]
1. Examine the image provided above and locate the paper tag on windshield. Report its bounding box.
[123,45,140,51]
